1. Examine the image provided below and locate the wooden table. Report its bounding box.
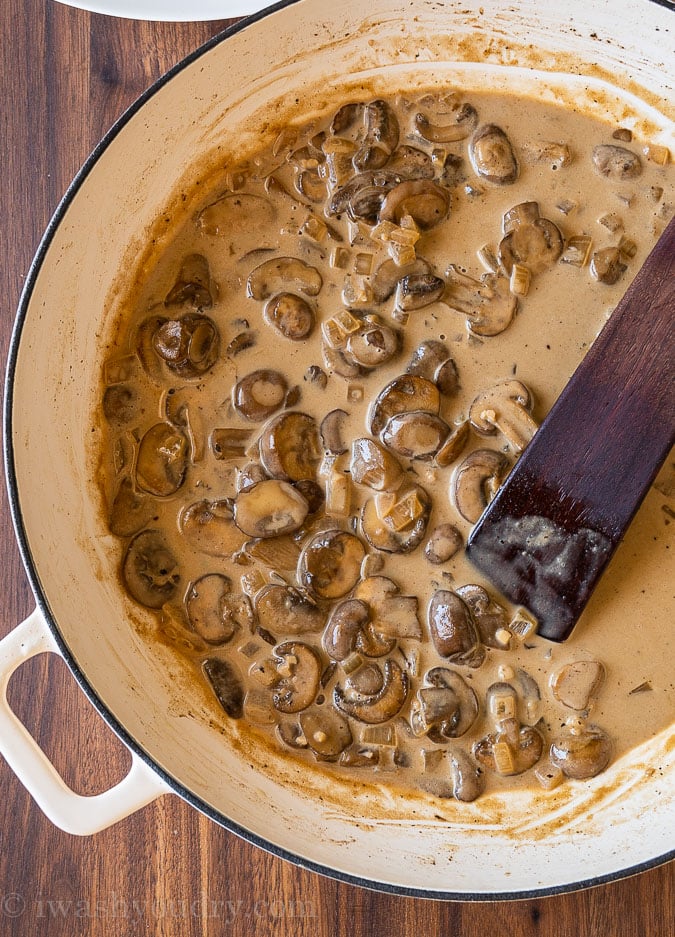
[0,2,672,934]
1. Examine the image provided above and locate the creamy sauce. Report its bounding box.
[99,89,674,803]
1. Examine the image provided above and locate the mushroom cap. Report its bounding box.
[233,479,309,538]
[298,529,366,600]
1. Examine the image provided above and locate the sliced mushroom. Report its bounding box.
[449,749,485,802]
[122,530,180,609]
[327,170,400,220]
[414,103,478,143]
[264,292,315,340]
[592,144,642,181]
[186,574,251,645]
[473,716,544,776]
[299,707,353,758]
[164,254,215,308]
[258,411,321,481]
[345,318,400,368]
[254,584,325,636]
[233,369,288,422]
[424,523,463,565]
[322,598,394,661]
[381,410,450,461]
[353,576,421,639]
[395,273,445,311]
[320,409,348,455]
[371,256,432,303]
[233,479,309,538]
[350,437,405,491]
[360,483,431,554]
[469,124,518,185]
[109,476,154,538]
[427,590,485,668]
[410,667,479,740]
[455,584,508,647]
[498,202,564,275]
[334,659,408,724]
[590,246,627,285]
[272,641,322,713]
[353,99,400,172]
[198,192,275,237]
[298,529,365,600]
[321,340,364,380]
[434,421,470,467]
[380,180,450,230]
[444,266,517,337]
[368,374,440,436]
[244,534,301,569]
[469,380,538,452]
[179,499,247,557]
[550,660,606,711]
[452,448,510,523]
[246,257,322,301]
[550,722,612,779]
[385,145,435,180]
[135,422,188,497]
[406,339,449,379]
[203,657,244,719]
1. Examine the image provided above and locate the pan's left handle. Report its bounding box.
[0,608,171,835]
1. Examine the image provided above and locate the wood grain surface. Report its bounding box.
[0,2,672,935]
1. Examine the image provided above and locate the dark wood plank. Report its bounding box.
[0,2,672,935]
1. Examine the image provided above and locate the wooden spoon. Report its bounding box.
[466,215,675,641]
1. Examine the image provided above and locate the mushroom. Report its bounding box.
[320,409,348,455]
[244,533,301,569]
[468,380,538,452]
[254,584,326,636]
[468,123,519,185]
[353,99,400,172]
[345,318,400,368]
[550,660,606,711]
[455,584,508,647]
[368,374,440,436]
[258,411,321,481]
[434,421,470,467]
[185,574,251,645]
[449,749,485,802]
[353,576,421,639]
[233,479,309,538]
[198,192,275,237]
[322,598,394,661]
[153,313,220,377]
[327,170,400,221]
[233,369,288,422]
[135,422,188,497]
[427,589,486,668]
[109,476,154,538]
[550,720,612,779]
[592,144,642,181]
[395,273,445,311]
[122,529,181,609]
[361,483,431,554]
[414,103,478,143]
[203,657,244,719]
[179,499,247,557]
[272,641,322,713]
[444,266,517,337]
[424,523,463,565]
[590,246,627,285]
[473,682,544,775]
[381,410,450,460]
[246,257,322,301]
[264,292,315,340]
[299,707,353,759]
[135,314,168,380]
[298,529,366,600]
[371,256,432,303]
[385,145,435,180]
[452,449,510,523]
[334,659,408,724]
[321,340,364,380]
[498,202,563,275]
[164,254,216,308]
[406,339,450,379]
[379,180,450,230]
[350,437,404,491]
[410,667,479,741]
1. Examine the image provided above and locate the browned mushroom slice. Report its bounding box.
[370,256,432,303]
[321,340,364,380]
[455,584,508,648]
[135,314,169,379]
[330,100,363,135]
[360,484,431,554]
[469,124,519,185]
[244,534,301,570]
[368,374,440,436]
[353,99,400,172]
[334,659,408,724]
[498,202,564,275]
[395,273,445,311]
[186,574,251,645]
[414,103,478,143]
[258,411,321,482]
[109,476,154,538]
[592,144,642,181]
[385,145,435,180]
[381,410,450,460]
[198,192,275,237]
[550,660,606,711]
[550,722,612,779]
[164,254,215,308]
[406,339,450,380]
[445,266,517,337]
[322,598,395,661]
[152,313,220,378]
[468,379,538,452]
[122,529,180,609]
[203,657,244,719]
[590,246,627,285]
[427,590,486,668]
[179,499,247,557]
[298,529,365,600]
[299,707,353,759]
[272,642,322,714]
[424,523,463,565]
[327,170,400,220]
[452,448,510,523]
[254,584,326,636]
[233,369,288,422]
[247,257,322,301]
[410,667,479,740]
[233,479,309,538]
[135,422,188,497]
[380,180,450,230]
[264,292,315,341]
[320,409,348,455]
[350,437,404,491]
[434,421,470,467]
[345,318,400,369]
[450,749,485,802]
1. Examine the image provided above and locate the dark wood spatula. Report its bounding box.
[466,214,675,642]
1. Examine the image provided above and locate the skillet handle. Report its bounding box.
[0,608,171,835]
